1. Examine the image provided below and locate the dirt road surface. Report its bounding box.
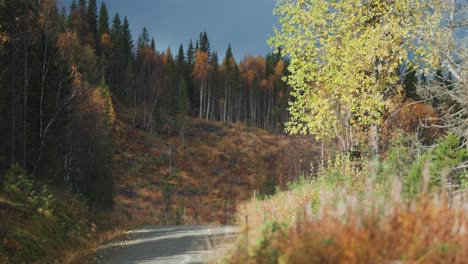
[96,226,239,264]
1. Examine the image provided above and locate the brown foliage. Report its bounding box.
[100,33,111,48]
[231,193,467,263]
[382,98,441,147]
[57,32,77,59]
[274,60,284,79]
[193,50,210,81]
[239,55,277,90]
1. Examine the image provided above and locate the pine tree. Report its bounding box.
[109,13,123,95]
[87,0,98,47]
[138,27,150,49]
[77,0,87,41]
[150,37,155,51]
[69,0,88,42]
[70,0,77,13]
[98,2,109,36]
[122,16,133,64]
[186,40,196,114]
[176,44,185,77]
[199,31,210,54]
[224,44,233,71]
[186,40,195,67]
[110,13,121,41]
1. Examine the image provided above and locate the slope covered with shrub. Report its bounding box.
[111,101,320,225]
[0,165,93,263]
[227,135,467,263]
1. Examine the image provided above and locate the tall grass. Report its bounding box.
[227,150,467,263]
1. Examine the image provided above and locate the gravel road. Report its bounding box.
[96,226,239,264]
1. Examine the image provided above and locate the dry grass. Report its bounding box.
[227,157,467,263]
[235,157,368,240]
[231,193,467,263]
[111,102,320,225]
[57,210,149,264]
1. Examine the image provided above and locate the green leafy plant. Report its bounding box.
[404,133,468,196]
[2,164,55,213]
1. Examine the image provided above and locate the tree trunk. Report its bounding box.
[199,79,204,118]
[223,79,228,122]
[10,49,17,166]
[369,123,379,174]
[23,29,29,168]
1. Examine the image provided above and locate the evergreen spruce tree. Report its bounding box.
[69,0,88,42]
[186,40,195,67]
[77,0,87,40]
[211,51,219,69]
[109,13,123,96]
[137,27,150,49]
[150,37,155,51]
[70,0,77,13]
[122,17,133,64]
[176,44,185,77]
[110,13,123,55]
[199,31,210,54]
[186,40,196,114]
[225,44,233,71]
[98,2,109,36]
[87,0,98,47]
[110,13,121,41]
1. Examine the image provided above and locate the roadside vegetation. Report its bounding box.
[224,0,467,262]
[1,165,105,263]
[227,134,467,263]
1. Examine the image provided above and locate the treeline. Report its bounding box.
[0,0,290,208]
[99,11,290,132]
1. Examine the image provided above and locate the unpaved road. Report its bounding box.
[96,226,239,264]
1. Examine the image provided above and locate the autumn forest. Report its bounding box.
[0,0,467,263]
[0,0,290,207]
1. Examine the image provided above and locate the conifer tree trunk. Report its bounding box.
[23,29,29,168]
[10,49,16,166]
[223,78,228,122]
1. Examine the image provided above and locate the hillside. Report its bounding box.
[0,100,318,263]
[112,101,319,225]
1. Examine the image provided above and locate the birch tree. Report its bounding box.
[270,0,444,151]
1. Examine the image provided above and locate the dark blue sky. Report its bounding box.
[57,0,278,61]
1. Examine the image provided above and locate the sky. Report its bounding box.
[57,0,279,62]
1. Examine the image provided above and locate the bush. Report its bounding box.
[231,194,467,264]
[404,133,467,196]
[0,165,93,263]
[228,136,467,263]
[2,164,54,212]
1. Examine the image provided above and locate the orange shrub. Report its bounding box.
[230,193,467,264]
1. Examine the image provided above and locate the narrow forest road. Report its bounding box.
[96,226,239,264]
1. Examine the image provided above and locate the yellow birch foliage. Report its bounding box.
[269,0,445,141]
